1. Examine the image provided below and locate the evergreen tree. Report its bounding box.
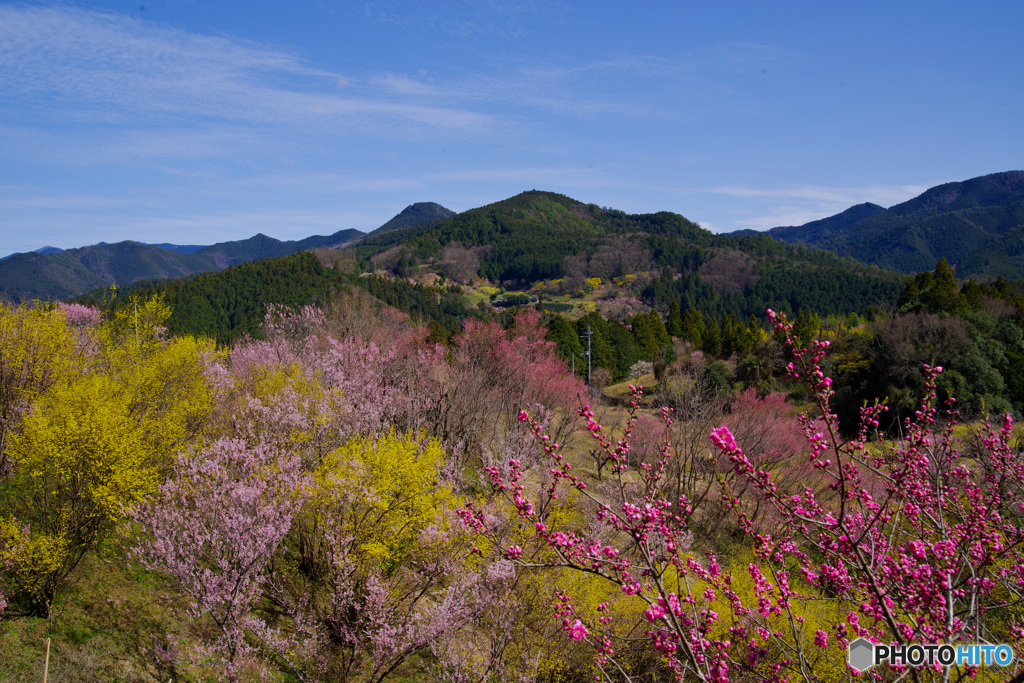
[897,278,921,309]
[922,258,962,314]
[629,311,669,361]
[667,300,684,338]
[792,310,820,346]
[702,318,722,358]
[681,306,706,348]
[606,318,642,379]
[546,314,584,367]
[648,310,671,349]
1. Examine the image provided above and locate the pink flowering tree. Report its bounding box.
[129,438,306,681]
[225,305,584,479]
[225,304,448,464]
[444,310,585,471]
[717,388,811,530]
[460,309,1024,682]
[53,302,102,328]
[709,310,1024,680]
[459,390,738,682]
[267,524,513,683]
[262,432,515,683]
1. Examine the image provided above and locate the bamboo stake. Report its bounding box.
[42,637,50,683]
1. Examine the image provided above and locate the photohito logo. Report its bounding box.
[848,638,1015,673]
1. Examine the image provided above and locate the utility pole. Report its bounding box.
[582,326,592,387]
[571,348,585,380]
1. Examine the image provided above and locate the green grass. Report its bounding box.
[602,373,658,405]
[0,553,184,682]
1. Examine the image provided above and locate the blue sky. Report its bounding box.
[1,1,1021,255]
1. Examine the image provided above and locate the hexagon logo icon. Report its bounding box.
[848,638,875,673]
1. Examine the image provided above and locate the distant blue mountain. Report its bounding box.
[369,202,455,235]
[762,171,1024,277]
[0,245,63,261]
[148,243,207,254]
[0,204,450,300]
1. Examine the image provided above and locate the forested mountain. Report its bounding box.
[194,228,365,267]
[765,202,886,243]
[369,202,455,235]
[78,252,351,344]
[0,199,468,302]
[0,245,63,261]
[74,190,909,349]
[148,243,206,254]
[0,228,364,302]
[765,170,1024,278]
[355,190,907,320]
[75,251,472,346]
[0,242,220,302]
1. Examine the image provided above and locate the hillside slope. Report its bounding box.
[369,202,455,235]
[0,199,468,302]
[0,243,219,302]
[766,171,1024,277]
[0,227,364,302]
[355,190,907,320]
[81,190,910,345]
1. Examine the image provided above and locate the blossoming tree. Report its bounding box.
[460,310,1024,682]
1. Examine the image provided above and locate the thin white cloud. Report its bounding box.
[239,172,425,194]
[0,5,497,139]
[449,56,687,119]
[443,43,793,124]
[0,193,139,211]
[704,183,929,207]
[0,123,267,166]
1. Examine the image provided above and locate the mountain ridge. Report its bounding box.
[370,202,455,236]
[763,171,1024,277]
[9,172,1022,304]
[84,190,910,347]
[0,202,453,302]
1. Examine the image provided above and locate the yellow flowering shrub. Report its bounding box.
[308,430,452,563]
[0,297,217,617]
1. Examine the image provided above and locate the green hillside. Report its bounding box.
[77,251,471,346]
[70,191,909,349]
[356,190,907,320]
[0,243,217,302]
[767,171,1024,277]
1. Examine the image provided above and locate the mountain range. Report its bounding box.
[5,172,1024,304]
[762,170,1024,278]
[0,203,454,302]
[82,191,909,345]
[348,190,907,319]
